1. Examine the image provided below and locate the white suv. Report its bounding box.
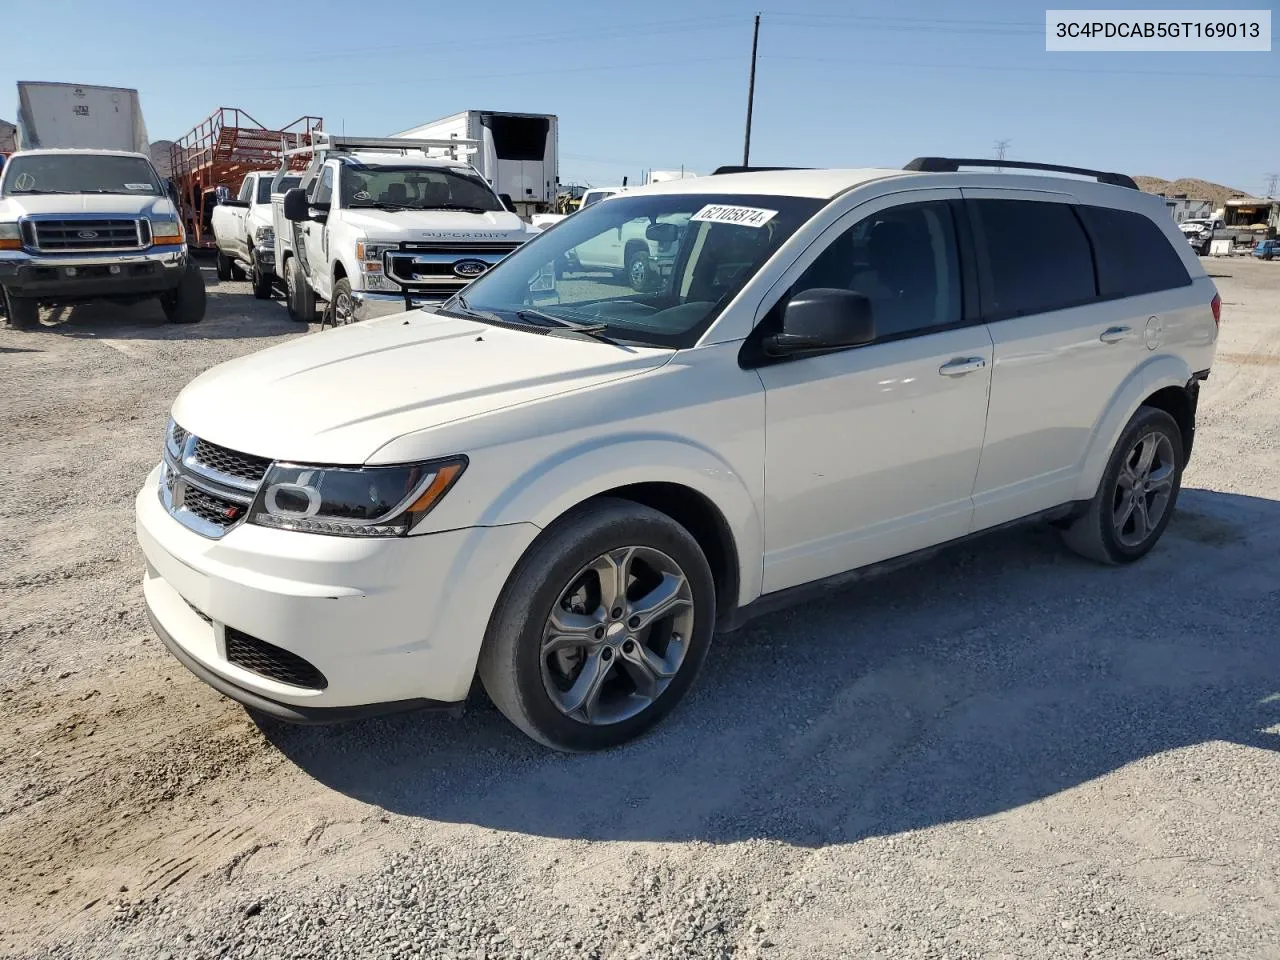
[136,158,1219,751]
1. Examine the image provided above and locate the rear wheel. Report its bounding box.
[215,250,233,281]
[160,263,207,324]
[478,498,716,751]
[1061,406,1184,564]
[2,288,39,330]
[626,247,650,291]
[285,257,314,323]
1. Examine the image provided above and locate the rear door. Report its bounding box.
[963,192,1155,529]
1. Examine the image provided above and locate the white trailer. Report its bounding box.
[16,82,149,152]
[392,111,557,218]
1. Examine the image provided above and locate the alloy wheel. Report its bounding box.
[334,293,355,325]
[540,545,695,725]
[1112,431,1176,547]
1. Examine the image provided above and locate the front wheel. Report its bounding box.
[478,498,716,752]
[160,263,207,324]
[331,278,357,325]
[251,260,273,300]
[1061,406,1184,564]
[2,288,39,329]
[626,248,650,292]
[215,250,233,282]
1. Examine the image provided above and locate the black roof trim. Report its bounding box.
[903,157,1137,190]
[711,165,812,176]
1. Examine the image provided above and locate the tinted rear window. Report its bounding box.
[1076,205,1191,298]
[970,199,1097,319]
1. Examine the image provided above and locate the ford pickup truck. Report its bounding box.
[0,148,204,329]
[211,170,301,299]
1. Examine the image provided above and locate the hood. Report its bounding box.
[0,192,176,220]
[172,311,671,464]
[341,208,528,243]
[248,205,274,230]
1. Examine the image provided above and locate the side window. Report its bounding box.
[237,177,253,203]
[791,200,962,340]
[311,167,333,205]
[1076,205,1191,298]
[969,199,1096,319]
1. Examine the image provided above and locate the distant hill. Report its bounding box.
[1134,175,1251,209]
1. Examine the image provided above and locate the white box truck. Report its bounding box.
[16,82,149,153]
[392,111,557,218]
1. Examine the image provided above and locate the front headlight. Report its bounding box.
[150,218,184,245]
[0,222,22,250]
[355,239,397,272]
[254,224,275,247]
[246,457,466,537]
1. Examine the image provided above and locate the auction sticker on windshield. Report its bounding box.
[691,204,778,228]
[125,183,154,191]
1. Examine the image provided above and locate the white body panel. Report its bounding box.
[393,111,558,212]
[17,82,148,152]
[139,165,1219,716]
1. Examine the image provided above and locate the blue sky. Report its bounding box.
[3,0,1277,194]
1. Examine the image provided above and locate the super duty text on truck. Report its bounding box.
[273,134,530,325]
[0,148,205,329]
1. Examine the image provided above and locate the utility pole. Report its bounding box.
[743,13,761,167]
[1266,173,1279,197]
[994,139,1011,172]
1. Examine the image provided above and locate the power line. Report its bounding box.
[760,54,1280,81]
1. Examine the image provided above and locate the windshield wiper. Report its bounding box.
[516,308,617,344]
[420,205,493,214]
[10,189,82,195]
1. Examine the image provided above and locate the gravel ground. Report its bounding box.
[2,258,1278,960]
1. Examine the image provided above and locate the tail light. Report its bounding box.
[1210,293,1221,330]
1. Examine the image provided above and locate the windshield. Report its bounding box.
[338,164,502,212]
[449,192,824,349]
[258,175,300,203]
[1,154,159,196]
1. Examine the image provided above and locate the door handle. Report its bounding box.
[1099,325,1132,344]
[938,356,987,377]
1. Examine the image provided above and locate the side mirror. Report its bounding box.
[499,193,515,212]
[309,200,330,222]
[764,288,876,357]
[645,222,678,245]
[282,188,310,222]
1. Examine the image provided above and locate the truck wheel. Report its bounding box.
[626,247,650,292]
[251,262,273,300]
[285,257,315,323]
[215,250,233,282]
[229,259,247,282]
[332,279,357,325]
[160,263,207,324]
[1060,406,1184,565]
[2,289,39,330]
[478,497,715,751]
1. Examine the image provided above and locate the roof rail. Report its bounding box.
[903,157,1137,190]
[711,165,811,176]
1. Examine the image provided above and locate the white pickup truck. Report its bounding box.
[210,170,301,299]
[272,134,530,325]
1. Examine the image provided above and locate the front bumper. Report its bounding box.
[135,465,540,718]
[0,245,187,301]
[350,290,452,322]
[252,244,277,277]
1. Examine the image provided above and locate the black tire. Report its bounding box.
[478,497,716,752]
[251,259,273,300]
[2,288,39,330]
[625,246,650,292]
[331,278,357,325]
[215,250,233,282]
[1061,406,1185,565]
[285,257,314,323]
[229,259,247,282]
[160,263,207,324]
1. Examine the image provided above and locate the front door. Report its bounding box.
[301,166,333,299]
[755,192,994,593]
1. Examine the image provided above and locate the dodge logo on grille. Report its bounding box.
[77,230,99,240]
[452,258,489,279]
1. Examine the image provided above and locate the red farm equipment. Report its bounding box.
[170,108,322,250]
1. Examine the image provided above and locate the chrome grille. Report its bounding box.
[386,243,519,288]
[183,486,243,530]
[170,422,189,450]
[28,217,146,252]
[192,439,271,484]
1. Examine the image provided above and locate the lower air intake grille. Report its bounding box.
[225,628,328,690]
